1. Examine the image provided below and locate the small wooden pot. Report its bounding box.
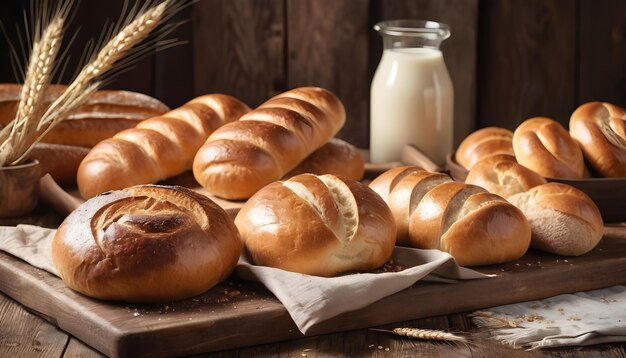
[0,160,41,218]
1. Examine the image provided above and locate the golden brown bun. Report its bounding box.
[569,102,626,177]
[51,185,242,303]
[507,183,604,256]
[27,143,90,186]
[513,117,585,179]
[77,94,251,199]
[465,154,547,198]
[369,166,452,246]
[0,84,169,147]
[408,181,531,266]
[285,138,364,180]
[193,87,346,200]
[235,174,396,277]
[455,127,514,170]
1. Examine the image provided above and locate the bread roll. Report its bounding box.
[369,166,452,246]
[28,143,90,186]
[408,181,531,266]
[0,83,169,147]
[77,94,250,199]
[285,137,364,180]
[455,127,514,170]
[513,117,585,179]
[465,154,547,198]
[569,102,626,177]
[507,183,604,256]
[193,87,346,200]
[51,185,242,303]
[235,174,396,276]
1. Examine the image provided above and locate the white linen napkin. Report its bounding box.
[0,224,58,275]
[470,285,626,349]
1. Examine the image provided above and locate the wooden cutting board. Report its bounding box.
[0,225,625,358]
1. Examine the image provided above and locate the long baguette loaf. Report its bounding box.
[77,94,250,199]
[193,87,346,200]
[0,83,170,147]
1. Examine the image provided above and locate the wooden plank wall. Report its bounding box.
[1,0,625,149]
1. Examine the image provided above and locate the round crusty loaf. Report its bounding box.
[285,137,365,180]
[369,166,452,246]
[569,102,626,177]
[507,182,604,256]
[455,127,514,170]
[51,185,242,303]
[513,117,585,179]
[235,173,396,277]
[465,154,547,198]
[408,181,531,266]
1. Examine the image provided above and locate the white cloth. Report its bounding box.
[471,285,626,349]
[0,224,58,275]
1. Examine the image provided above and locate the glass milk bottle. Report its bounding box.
[370,20,454,165]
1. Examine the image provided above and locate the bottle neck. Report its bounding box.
[381,34,443,51]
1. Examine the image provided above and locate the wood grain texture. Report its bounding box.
[192,0,284,108]
[287,0,370,147]
[476,0,576,130]
[372,0,479,146]
[578,0,626,107]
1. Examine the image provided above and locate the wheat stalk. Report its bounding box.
[370,327,470,343]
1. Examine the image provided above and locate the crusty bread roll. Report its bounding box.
[51,185,242,303]
[508,183,603,256]
[465,154,547,198]
[455,127,514,170]
[569,102,626,177]
[28,143,90,186]
[513,117,585,179]
[193,87,346,200]
[235,173,396,277]
[0,83,169,147]
[285,137,364,180]
[408,181,531,266]
[369,166,452,246]
[77,94,250,199]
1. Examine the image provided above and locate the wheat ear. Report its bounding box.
[13,0,171,165]
[370,328,470,343]
[0,16,64,166]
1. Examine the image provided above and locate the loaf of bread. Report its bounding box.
[77,94,250,199]
[235,173,396,276]
[51,185,242,303]
[370,166,531,266]
[569,102,626,177]
[193,87,346,200]
[0,83,170,147]
[455,127,514,170]
[465,154,547,198]
[513,117,585,179]
[285,137,364,180]
[507,183,604,256]
[28,143,90,186]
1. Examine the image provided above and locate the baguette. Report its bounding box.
[77,94,250,199]
[0,83,169,147]
[193,87,346,200]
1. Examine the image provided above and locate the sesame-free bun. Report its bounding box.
[465,154,547,198]
[455,127,514,170]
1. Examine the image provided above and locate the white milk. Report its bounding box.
[370,47,454,164]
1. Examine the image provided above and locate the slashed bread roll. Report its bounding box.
[507,183,604,256]
[513,117,585,178]
[285,137,365,181]
[465,154,546,198]
[569,102,626,177]
[455,126,514,170]
[51,185,242,303]
[235,173,396,276]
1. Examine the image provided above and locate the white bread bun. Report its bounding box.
[569,102,626,177]
[465,154,547,198]
[408,181,531,266]
[369,166,452,246]
[455,127,514,170]
[235,173,396,277]
[513,117,585,178]
[285,137,364,181]
[51,185,242,303]
[507,182,604,256]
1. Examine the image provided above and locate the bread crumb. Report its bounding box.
[385,347,390,351]
[378,345,383,349]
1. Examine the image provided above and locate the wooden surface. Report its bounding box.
[0,222,625,357]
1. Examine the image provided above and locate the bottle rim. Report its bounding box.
[374,19,450,39]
